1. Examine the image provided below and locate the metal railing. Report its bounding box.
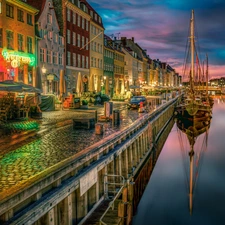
[100,174,125,225]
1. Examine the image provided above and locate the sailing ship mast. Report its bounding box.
[206,54,209,94]
[190,10,195,93]
[189,141,194,214]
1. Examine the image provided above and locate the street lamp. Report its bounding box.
[41,65,47,74]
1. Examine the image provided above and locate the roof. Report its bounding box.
[26,0,46,21]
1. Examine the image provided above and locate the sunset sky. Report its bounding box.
[88,0,225,80]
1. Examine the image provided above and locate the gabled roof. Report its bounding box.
[26,0,46,21]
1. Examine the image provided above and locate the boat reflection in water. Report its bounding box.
[175,112,212,214]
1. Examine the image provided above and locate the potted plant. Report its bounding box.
[81,99,88,109]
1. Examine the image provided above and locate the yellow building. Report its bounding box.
[89,20,104,92]
[114,46,125,95]
[0,0,38,84]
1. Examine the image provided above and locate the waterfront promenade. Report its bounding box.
[0,102,143,195]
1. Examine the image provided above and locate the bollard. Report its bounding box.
[113,110,120,125]
[95,123,104,134]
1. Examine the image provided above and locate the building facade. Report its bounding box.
[0,0,38,85]
[27,0,65,95]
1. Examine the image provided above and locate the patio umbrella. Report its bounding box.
[59,70,64,95]
[18,82,42,93]
[0,80,23,92]
[76,72,83,96]
[88,74,94,92]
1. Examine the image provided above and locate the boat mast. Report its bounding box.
[190,10,195,92]
[206,54,209,95]
[189,142,194,214]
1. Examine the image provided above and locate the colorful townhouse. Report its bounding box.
[0,0,38,85]
[26,0,65,95]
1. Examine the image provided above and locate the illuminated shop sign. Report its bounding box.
[2,50,35,68]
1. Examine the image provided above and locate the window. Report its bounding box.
[77,15,80,27]
[47,50,52,63]
[73,12,76,24]
[59,53,63,65]
[18,34,24,51]
[40,48,45,62]
[86,38,88,50]
[53,52,58,64]
[82,18,84,29]
[0,2,2,14]
[86,56,88,68]
[77,34,80,47]
[48,31,53,40]
[67,51,71,66]
[47,13,52,24]
[54,33,58,43]
[67,8,70,21]
[90,11,93,18]
[27,13,33,25]
[6,4,14,18]
[59,36,63,45]
[91,57,93,67]
[78,54,81,67]
[100,59,102,69]
[73,53,76,66]
[0,28,2,48]
[72,32,76,45]
[17,9,24,22]
[27,37,32,53]
[82,55,85,68]
[81,36,84,49]
[67,29,70,44]
[95,13,97,21]
[6,30,14,49]
[86,21,88,31]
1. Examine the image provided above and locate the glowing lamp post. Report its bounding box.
[41,65,47,74]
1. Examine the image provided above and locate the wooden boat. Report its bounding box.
[174,10,212,120]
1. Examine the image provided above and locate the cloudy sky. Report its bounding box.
[88,0,225,80]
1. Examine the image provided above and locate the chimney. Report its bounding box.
[131,37,134,42]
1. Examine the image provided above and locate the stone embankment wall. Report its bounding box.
[0,99,177,225]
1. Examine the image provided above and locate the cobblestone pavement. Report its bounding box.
[0,102,145,193]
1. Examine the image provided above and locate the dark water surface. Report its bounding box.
[133,96,225,225]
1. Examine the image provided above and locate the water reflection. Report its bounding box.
[175,111,212,214]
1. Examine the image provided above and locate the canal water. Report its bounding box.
[132,95,225,225]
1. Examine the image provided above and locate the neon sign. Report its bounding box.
[2,49,35,67]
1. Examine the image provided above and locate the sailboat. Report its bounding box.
[174,10,212,120]
[176,112,212,214]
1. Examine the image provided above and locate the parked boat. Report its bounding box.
[174,10,212,120]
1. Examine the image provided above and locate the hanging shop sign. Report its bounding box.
[2,49,35,68]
